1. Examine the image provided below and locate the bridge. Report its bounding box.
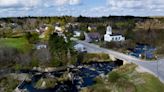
[75,40,164,83]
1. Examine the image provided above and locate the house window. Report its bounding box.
[115,37,117,40]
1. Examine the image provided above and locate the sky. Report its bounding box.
[0,0,164,17]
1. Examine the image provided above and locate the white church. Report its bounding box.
[104,26,125,42]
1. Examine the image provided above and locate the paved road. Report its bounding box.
[75,40,164,83]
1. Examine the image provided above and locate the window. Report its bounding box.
[115,37,117,40]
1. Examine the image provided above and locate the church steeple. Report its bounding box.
[106,25,112,35]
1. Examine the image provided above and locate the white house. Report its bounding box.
[104,26,125,42]
[73,31,81,37]
[55,26,62,32]
[36,25,49,33]
[36,44,47,50]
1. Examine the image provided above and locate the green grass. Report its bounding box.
[115,64,164,92]
[81,63,164,92]
[136,73,164,92]
[0,38,32,52]
[82,53,111,63]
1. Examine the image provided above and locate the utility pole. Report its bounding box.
[156,56,159,78]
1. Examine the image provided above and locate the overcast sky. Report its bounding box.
[0,0,164,17]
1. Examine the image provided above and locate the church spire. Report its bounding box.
[106,25,112,35]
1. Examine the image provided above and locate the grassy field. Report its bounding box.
[136,73,164,92]
[0,38,32,52]
[81,63,164,92]
[81,53,111,63]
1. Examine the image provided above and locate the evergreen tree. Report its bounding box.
[79,32,85,40]
[48,33,76,66]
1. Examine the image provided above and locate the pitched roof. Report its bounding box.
[88,32,100,40]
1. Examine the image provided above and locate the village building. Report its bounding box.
[35,24,49,38]
[73,31,81,37]
[54,23,63,33]
[88,32,101,42]
[0,22,6,28]
[55,26,63,32]
[35,44,47,50]
[88,25,97,31]
[104,26,125,42]
[36,24,48,33]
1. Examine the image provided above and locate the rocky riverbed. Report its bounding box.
[16,62,118,92]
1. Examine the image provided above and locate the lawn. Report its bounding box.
[0,38,32,52]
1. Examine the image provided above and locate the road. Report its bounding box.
[75,40,164,83]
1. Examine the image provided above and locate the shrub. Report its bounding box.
[79,32,85,40]
[108,71,121,83]
[0,76,19,92]
[116,63,137,74]
[35,78,57,89]
[156,44,164,55]
[50,59,62,67]
[30,59,39,67]
[108,70,136,92]
[14,64,22,71]
[0,47,19,67]
[33,48,51,65]
[94,77,104,84]
[25,32,39,44]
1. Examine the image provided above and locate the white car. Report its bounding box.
[74,43,87,53]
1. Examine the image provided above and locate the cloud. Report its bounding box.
[0,0,39,8]
[0,0,81,9]
[0,0,81,17]
[54,0,80,5]
[106,0,164,11]
[0,0,164,17]
[69,0,81,5]
[80,0,164,17]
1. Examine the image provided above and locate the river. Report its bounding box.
[17,61,121,92]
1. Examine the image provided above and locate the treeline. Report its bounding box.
[0,15,151,26]
[0,16,75,25]
[76,15,151,23]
